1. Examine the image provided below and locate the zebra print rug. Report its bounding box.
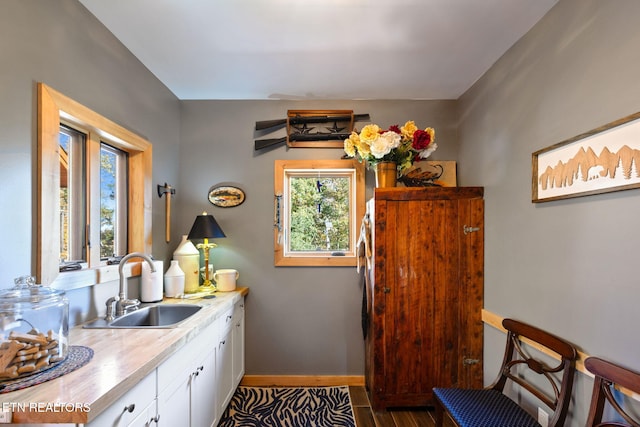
[218,386,356,427]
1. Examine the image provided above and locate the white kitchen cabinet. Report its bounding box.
[214,298,245,419]
[87,371,156,427]
[85,294,246,427]
[191,344,218,427]
[156,363,191,427]
[216,317,234,416]
[157,297,245,427]
[232,299,245,388]
[157,317,218,427]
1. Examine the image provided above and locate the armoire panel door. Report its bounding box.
[380,198,461,399]
[367,187,484,410]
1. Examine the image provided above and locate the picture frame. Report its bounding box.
[208,185,245,208]
[398,160,457,187]
[532,112,640,203]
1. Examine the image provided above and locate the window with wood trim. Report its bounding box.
[38,83,152,286]
[274,159,365,267]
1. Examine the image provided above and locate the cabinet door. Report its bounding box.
[191,346,218,427]
[216,325,235,417]
[157,370,190,427]
[232,299,245,388]
[157,334,199,427]
[380,198,462,401]
[374,194,484,405]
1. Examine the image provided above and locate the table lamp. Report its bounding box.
[187,212,226,290]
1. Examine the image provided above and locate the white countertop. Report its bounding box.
[0,288,248,424]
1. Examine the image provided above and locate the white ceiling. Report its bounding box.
[79,0,559,100]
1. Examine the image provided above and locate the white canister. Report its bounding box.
[173,235,200,293]
[213,269,239,292]
[141,260,163,302]
[164,260,185,298]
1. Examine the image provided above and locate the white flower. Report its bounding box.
[418,143,438,159]
[370,132,401,159]
[382,131,401,149]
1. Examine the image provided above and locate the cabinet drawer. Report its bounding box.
[87,371,155,426]
[219,306,234,336]
[232,299,244,323]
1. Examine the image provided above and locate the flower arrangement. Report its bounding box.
[343,121,437,175]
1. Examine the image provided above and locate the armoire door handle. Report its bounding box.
[463,225,480,235]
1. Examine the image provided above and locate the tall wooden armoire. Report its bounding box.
[365,187,484,410]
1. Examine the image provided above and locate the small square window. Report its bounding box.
[274,159,365,266]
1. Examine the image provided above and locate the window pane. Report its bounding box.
[40,83,153,284]
[289,176,351,253]
[59,126,86,263]
[100,143,128,259]
[274,159,364,267]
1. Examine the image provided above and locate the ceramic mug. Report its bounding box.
[213,269,239,291]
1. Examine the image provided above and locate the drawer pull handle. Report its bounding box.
[150,414,160,424]
[124,403,135,413]
[193,365,204,377]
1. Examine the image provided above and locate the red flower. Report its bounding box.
[388,125,401,134]
[412,129,432,150]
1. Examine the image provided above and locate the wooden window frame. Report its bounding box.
[37,83,152,287]
[274,159,365,267]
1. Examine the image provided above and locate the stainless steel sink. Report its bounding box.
[84,304,202,329]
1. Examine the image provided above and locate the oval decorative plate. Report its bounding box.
[208,185,245,208]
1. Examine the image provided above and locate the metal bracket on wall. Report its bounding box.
[274,194,283,245]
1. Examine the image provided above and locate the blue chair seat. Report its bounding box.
[433,388,541,427]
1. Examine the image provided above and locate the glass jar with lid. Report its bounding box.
[0,276,69,381]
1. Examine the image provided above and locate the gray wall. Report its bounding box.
[177,100,459,375]
[0,0,180,321]
[459,0,640,425]
[2,0,639,424]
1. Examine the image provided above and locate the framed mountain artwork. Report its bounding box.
[532,112,640,202]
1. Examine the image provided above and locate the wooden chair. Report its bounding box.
[433,318,578,427]
[585,356,640,427]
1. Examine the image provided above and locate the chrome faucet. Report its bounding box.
[112,252,156,318]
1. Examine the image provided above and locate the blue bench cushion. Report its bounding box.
[433,388,541,427]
